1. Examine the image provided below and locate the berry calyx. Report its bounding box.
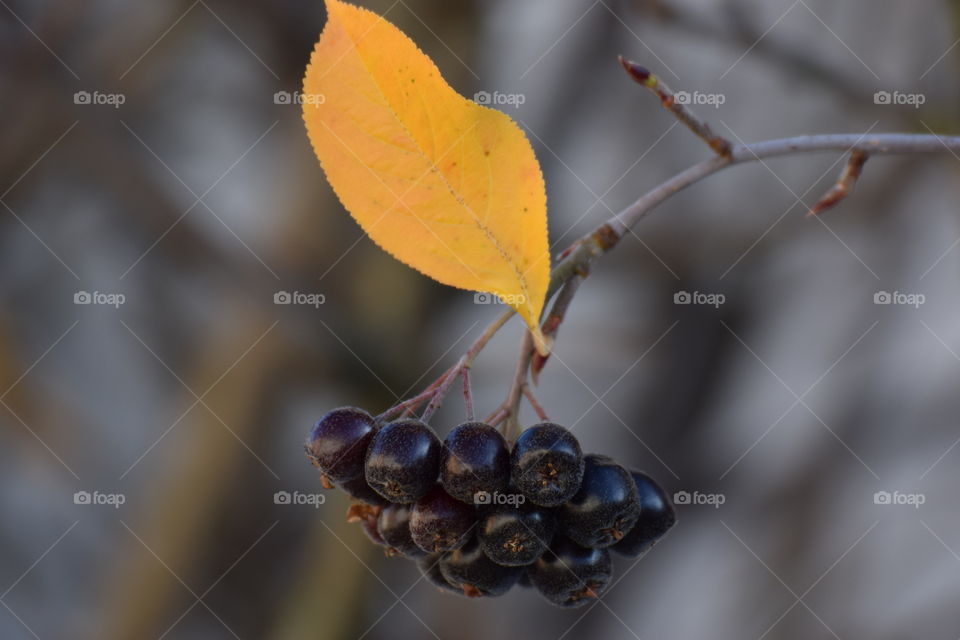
[612,470,677,557]
[528,536,612,608]
[410,486,477,553]
[364,419,441,503]
[305,407,378,483]
[440,422,510,504]
[377,503,426,558]
[559,454,640,548]
[439,536,522,597]
[511,423,584,507]
[478,501,555,566]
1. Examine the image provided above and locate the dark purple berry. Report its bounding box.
[517,570,532,588]
[440,422,510,504]
[377,503,426,558]
[439,536,521,597]
[478,501,554,566]
[305,407,378,483]
[528,536,612,608]
[410,486,476,553]
[418,554,461,594]
[364,419,441,503]
[613,470,676,557]
[337,476,389,507]
[559,454,640,548]
[511,423,584,507]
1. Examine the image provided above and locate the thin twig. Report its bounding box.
[522,385,550,422]
[383,123,960,426]
[421,357,464,422]
[619,56,732,157]
[378,308,514,422]
[807,150,869,216]
[485,406,508,428]
[461,367,474,421]
[531,269,588,385]
[501,330,536,441]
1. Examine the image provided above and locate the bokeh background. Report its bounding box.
[2,0,959,638]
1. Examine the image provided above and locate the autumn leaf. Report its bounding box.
[302,0,551,353]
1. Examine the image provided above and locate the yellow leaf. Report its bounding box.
[302,0,550,353]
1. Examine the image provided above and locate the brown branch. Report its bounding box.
[619,56,732,157]
[807,150,869,216]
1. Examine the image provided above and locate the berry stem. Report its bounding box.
[377,366,454,421]
[380,308,514,424]
[461,367,475,421]
[522,385,549,421]
[485,406,508,428]
[420,359,463,422]
[500,330,535,441]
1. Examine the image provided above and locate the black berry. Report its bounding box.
[559,454,640,548]
[365,419,441,503]
[418,554,461,594]
[337,476,390,507]
[612,470,676,557]
[377,503,426,558]
[511,423,584,507]
[305,407,378,483]
[478,501,554,566]
[440,422,510,504]
[410,486,476,553]
[528,536,612,608]
[439,536,522,597]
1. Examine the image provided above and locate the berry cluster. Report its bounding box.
[305,407,676,607]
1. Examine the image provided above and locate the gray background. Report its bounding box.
[1,0,959,638]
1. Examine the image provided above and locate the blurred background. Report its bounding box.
[1,0,959,638]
